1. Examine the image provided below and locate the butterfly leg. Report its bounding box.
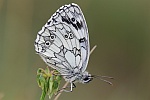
[61,82,76,92]
[56,82,76,94]
[70,82,76,92]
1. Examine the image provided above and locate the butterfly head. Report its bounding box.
[79,71,93,84]
[79,71,114,85]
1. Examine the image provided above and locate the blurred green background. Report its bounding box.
[0,0,150,100]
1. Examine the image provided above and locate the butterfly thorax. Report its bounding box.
[63,68,93,84]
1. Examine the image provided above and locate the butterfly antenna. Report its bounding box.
[92,75,114,85]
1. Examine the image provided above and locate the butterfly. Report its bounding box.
[35,3,112,92]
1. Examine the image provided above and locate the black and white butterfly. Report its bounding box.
[35,3,112,92]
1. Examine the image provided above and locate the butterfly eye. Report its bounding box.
[71,18,75,22]
[45,41,51,46]
[83,77,90,83]
[50,35,55,40]
[83,76,93,83]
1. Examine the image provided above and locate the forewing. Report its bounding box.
[35,3,90,74]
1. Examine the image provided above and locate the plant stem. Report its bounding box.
[54,82,69,100]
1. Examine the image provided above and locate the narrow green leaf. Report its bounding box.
[37,68,62,100]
